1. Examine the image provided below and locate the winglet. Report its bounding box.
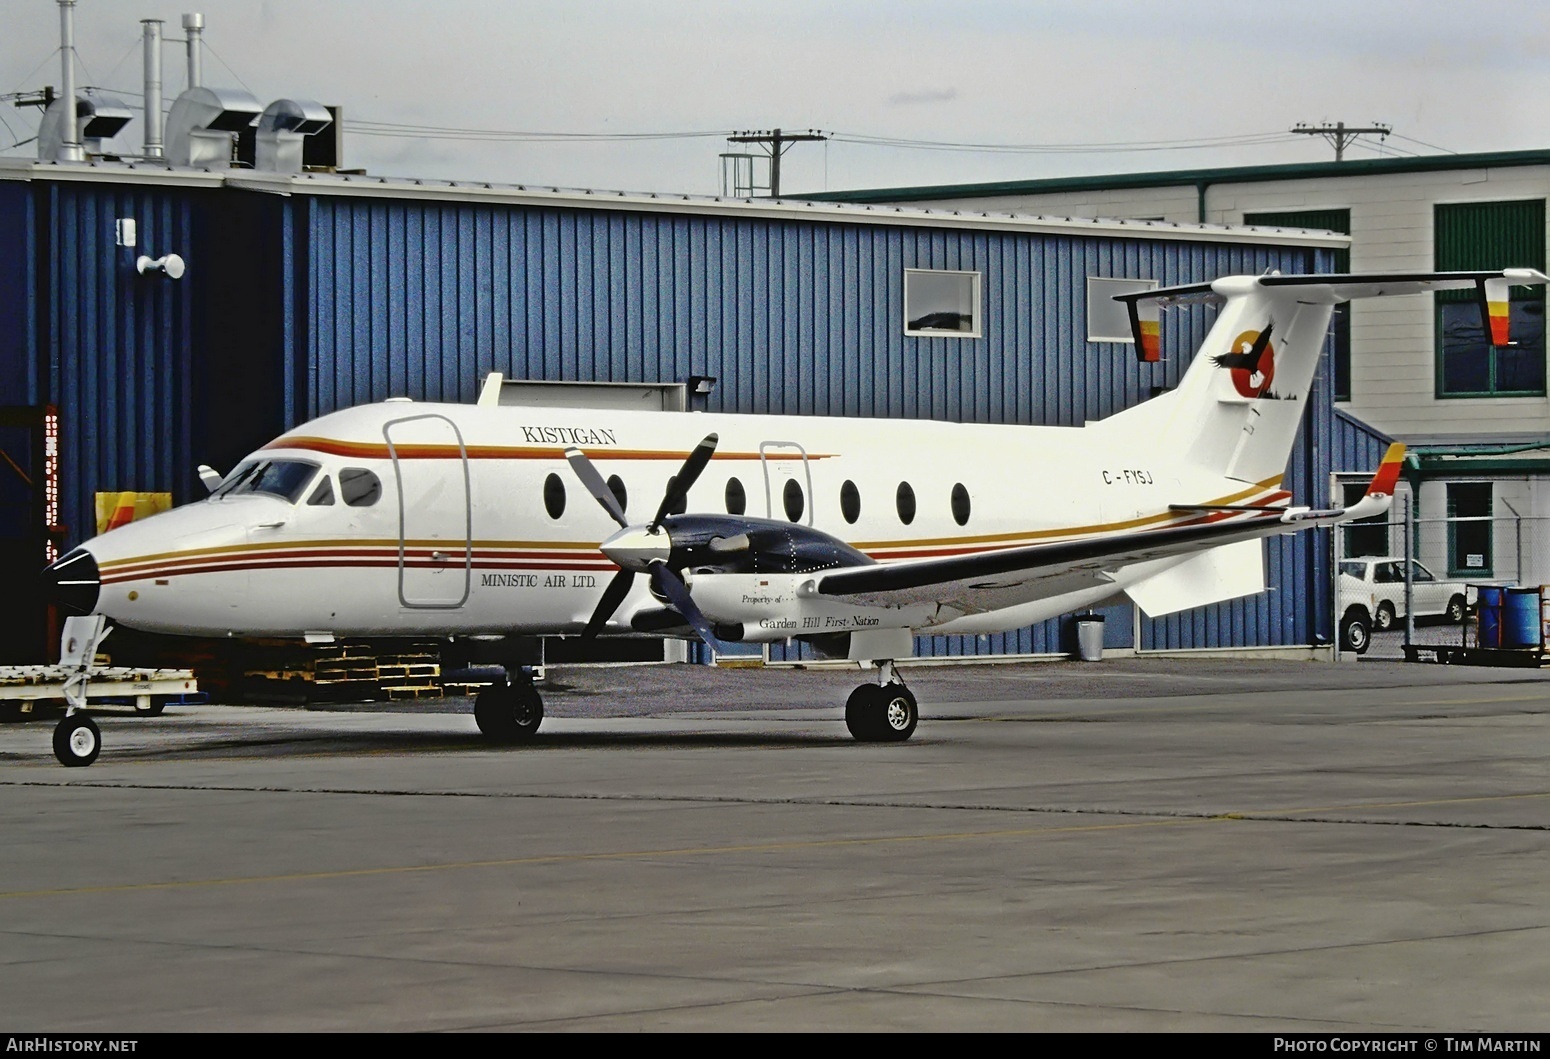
[1366,442,1406,499]
[1337,442,1406,523]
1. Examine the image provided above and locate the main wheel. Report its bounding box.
[1446,595,1467,624]
[474,682,544,743]
[845,684,883,741]
[53,714,101,767]
[1374,602,1396,632]
[1341,613,1371,655]
[876,683,918,742]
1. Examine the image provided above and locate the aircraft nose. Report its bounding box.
[42,548,101,616]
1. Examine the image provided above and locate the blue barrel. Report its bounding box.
[1503,588,1542,648]
[1477,586,1504,648]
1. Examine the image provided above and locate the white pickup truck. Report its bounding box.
[1337,557,1469,654]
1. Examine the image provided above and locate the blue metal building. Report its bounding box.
[0,159,1352,662]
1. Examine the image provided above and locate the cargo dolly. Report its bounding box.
[1,616,197,766]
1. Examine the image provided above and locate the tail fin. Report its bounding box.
[1107,270,1548,485]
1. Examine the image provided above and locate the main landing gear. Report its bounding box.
[845,661,918,743]
[473,669,545,743]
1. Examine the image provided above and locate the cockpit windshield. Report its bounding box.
[210,459,320,503]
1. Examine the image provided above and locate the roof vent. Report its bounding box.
[38,94,133,160]
[254,98,333,173]
[165,85,262,168]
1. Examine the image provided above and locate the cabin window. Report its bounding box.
[840,480,861,524]
[212,459,319,503]
[725,477,746,515]
[543,473,566,520]
[904,269,980,338]
[606,474,628,515]
[306,477,335,506]
[783,478,805,523]
[951,483,970,526]
[339,468,381,507]
[896,482,916,525]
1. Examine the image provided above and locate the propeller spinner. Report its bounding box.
[565,434,723,643]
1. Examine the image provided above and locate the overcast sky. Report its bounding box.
[4,0,1548,196]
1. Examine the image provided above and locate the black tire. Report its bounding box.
[1373,602,1396,632]
[1446,595,1466,624]
[845,684,883,741]
[53,714,101,767]
[474,682,544,743]
[877,683,918,743]
[1341,614,1371,655]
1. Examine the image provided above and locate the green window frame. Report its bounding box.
[1434,200,1547,398]
[1244,208,1351,401]
[1445,482,1493,578]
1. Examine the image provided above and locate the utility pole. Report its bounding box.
[1291,121,1392,162]
[725,128,827,197]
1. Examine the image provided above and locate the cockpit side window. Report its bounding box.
[307,476,336,506]
[339,467,382,507]
[211,459,319,503]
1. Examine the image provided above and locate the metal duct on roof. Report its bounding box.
[37,95,134,161]
[165,86,262,168]
[255,99,333,173]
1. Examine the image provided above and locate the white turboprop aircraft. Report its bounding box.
[40,269,1547,766]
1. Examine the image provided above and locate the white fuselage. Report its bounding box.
[75,400,1286,641]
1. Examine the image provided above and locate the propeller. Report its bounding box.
[566,434,722,643]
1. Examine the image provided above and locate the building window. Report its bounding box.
[1340,480,1388,557]
[904,269,980,337]
[1434,199,1547,398]
[1446,482,1493,577]
[1086,277,1157,344]
[1244,209,1351,400]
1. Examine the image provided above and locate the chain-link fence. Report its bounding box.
[1335,501,1550,659]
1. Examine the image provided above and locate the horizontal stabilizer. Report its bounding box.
[1126,539,1265,617]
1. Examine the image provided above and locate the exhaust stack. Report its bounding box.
[142,20,164,159]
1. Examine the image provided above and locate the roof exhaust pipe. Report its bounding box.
[182,12,204,90]
[55,0,82,162]
[142,19,164,159]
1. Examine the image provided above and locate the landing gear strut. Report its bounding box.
[473,669,545,743]
[845,661,918,743]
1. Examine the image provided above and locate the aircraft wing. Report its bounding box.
[816,444,1407,612]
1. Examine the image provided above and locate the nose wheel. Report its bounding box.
[53,713,102,767]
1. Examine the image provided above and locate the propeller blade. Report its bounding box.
[583,568,636,639]
[648,562,722,648]
[564,446,628,528]
[650,433,719,531]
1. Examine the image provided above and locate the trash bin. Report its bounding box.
[1503,587,1542,648]
[1075,613,1105,661]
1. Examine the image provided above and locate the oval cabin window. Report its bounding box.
[951,483,971,526]
[725,477,746,515]
[783,478,805,523]
[896,482,916,525]
[543,473,566,520]
[840,480,861,524]
[606,474,628,515]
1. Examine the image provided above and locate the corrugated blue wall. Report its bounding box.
[38,183,196,545]
[298,194,1334,655]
